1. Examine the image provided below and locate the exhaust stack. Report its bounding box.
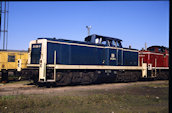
[145,42,147,51]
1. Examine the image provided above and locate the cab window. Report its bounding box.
[158,48,165,53]
[116,41,122,48]
[112,40,116,47]
[148,48,154,52]
[8,55,15,62]
[95,38,103,44]
[107,40,112,46]
[95,38,99,44]
[101,40,106,45]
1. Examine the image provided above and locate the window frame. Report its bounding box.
[8,55,16,62]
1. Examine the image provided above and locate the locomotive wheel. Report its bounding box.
[56,72,72,86]
[81,72,93,84]
[1,70,8,83]
[80,71,98,85]
[131,72,139,82]
[156,70,169,80]
[71,72,82,84]
[89,71,98,83]
[116,71,141,83]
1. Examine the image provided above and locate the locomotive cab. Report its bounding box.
[147,46,168,55]
[85,34,122,48]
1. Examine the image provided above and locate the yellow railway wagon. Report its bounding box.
[0,50,28,82]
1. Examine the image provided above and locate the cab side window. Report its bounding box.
[112,40,116,47]
[107,40,112,46]
[158,48,165,53]
[8,55,15,62]
[95,38,100,44]
[101,40,106,45]
[148,48,155,52]
[116,41,122,48]
[95,38,103,44]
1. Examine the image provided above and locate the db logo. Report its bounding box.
[110,53,116,60]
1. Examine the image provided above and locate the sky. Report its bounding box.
[0,1,169,50]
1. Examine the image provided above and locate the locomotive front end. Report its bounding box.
[27,39,48,83]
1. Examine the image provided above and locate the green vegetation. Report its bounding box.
[0,81,168,113]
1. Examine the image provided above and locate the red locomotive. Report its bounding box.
[139,45,169,79]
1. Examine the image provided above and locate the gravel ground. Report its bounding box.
[0,80,168,96]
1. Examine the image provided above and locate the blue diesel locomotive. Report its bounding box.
[27,34,147,85]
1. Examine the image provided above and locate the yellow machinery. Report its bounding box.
[0,50,28,82]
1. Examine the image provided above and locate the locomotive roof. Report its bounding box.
[38,34,122,42]
[37,37,91,44]
[85,34,122,42]
[148,45,169,50]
